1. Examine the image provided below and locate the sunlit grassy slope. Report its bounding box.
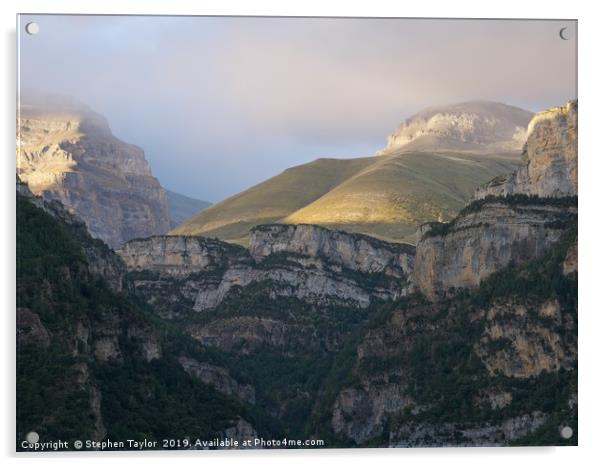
[171,152,521,245]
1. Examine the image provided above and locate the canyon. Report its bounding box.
[17,99,578,449]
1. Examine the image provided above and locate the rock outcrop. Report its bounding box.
[324,100,578,447]
[413,199,577,300]
[118,235,244,276]
[17,95,170,248]
[388,412,548,447]
[120,224,415,317]
[17,307,51,348]
[179,356,256,405]
[413,101,578,300]
[328,247,577,446]
[475,100,577,199]
[376,101,532,155]
[249,224,412,278]
[474,298,576,378]
[187,315,327,355]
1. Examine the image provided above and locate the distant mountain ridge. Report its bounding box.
[375,101,533,155]
[166,190,211,229]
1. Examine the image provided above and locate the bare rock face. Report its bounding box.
[17,307,50,348]
[376,101,532,155]
[388,412,547,447]
[17,96,170,248]
[118,235,242,276]
[413,100,578,300]
[563,240,578,275]
[413,200,576,300]
[476,100,577,199]
[223,418,258,449]
[250,224,413,278]
[327,100,578,447]
[188,316,316,355]
[474,298,576,378]
[328,295,566,446]
[119,225,415,316]
[179,356,256,405]
[332,383,413,444]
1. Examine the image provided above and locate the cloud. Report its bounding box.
[18,15,576,201]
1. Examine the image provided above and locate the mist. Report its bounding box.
[18,15,577,202]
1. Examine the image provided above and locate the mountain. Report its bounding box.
[171,152,521,245]
[17,100,577,449]
[375,101,533,155]
[17,94,170,248]
[165,190,211,229]
[117,101,577,448]
[329,100,577,446]
[415,100,578,300]
[16,181,257,449]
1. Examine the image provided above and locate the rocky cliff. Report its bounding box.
[413,101,578,300]
[323,227,577,446]
[475,100,577,199]
[119,224,415,318]
[375,101,533,155]
[319,100,579,447]
[18,98,578,449]
[249,224,413,279]
[16,185,258,449]
[17,95,170,248]
[414,198,577,300]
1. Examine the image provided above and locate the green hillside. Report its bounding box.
[16,193,251,448]
[171,152,521,245]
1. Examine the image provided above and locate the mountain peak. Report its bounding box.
[376,101,534,155]
[17,94,171,248]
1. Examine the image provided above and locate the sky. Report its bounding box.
[18,15,577,202]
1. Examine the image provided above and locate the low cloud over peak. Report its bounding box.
[19,16,576,201]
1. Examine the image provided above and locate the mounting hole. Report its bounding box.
[25,431,39,444]
[560,426,573,439]
[559,27,572,41]
[25,22,39,35]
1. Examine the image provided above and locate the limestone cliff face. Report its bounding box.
[249,224,413,279]
[328,299,532,445]
[119,224,415,318]
[474,298,576,379]
[414,200,577,300]
[413,100,578,300]
[189,317,290,353]
[119,235,243,276]
[375,101,532,155]
[326,101,578,446]
[17,97,170,248]
[329,262,576,446]
[475,100,577,199]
